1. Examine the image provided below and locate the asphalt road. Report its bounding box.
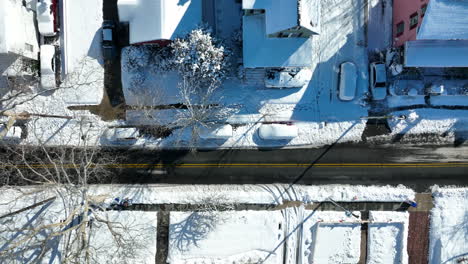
[112,143,468,191]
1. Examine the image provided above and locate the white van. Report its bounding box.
[339,62,357,101]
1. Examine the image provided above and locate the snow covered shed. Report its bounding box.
[117,0,202,45]
[242,0,320,68]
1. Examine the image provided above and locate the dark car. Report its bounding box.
[102,20,118,62]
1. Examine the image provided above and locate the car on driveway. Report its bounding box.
[339,62,357,101]
[102,20,118,62]
[36,0,55,36]
[40,45,56,89]
[369,62,387,100]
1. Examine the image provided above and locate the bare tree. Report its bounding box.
[0,119,153,263]
[168,28,231,147]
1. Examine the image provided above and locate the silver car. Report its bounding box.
[369,62,387,100]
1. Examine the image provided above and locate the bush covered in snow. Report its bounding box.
[169,28,230,91]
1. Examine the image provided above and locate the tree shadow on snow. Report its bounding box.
[169,211,221,252]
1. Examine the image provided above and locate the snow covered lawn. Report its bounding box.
[0,193,157,264]
[429,187,468,264]
[167,211,284,264]
[302,211,362,264]
[367,211,409,264]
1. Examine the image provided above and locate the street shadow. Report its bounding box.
[169,211,220,252]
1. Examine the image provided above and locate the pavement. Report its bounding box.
[111,143,468,192]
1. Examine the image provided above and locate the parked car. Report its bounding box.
[40,45,56,89]
[104,128,139,144]
[36,0,55,36]
[258,124,298,140]
[339,62,357,101]
[102,20,118,62]
[369,62,387,100]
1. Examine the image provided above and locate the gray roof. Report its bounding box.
[405,40,468,67]
[417,0,468,40]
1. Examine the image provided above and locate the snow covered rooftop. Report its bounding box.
[118,0,202,44]
[0,0,38,59]
[242,0,320,35]
[243,14,313,68]
[404,40,468,67]
[417,0,468,40]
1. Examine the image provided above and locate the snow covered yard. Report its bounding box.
[367,211,409,264]
[385,108,468,144]
[0,191,157,263]
[429,187,468,264]
[167,211,284,264]
[0,184,417,263]
[301,211,362,264]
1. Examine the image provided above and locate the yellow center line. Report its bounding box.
[3,163,468,168]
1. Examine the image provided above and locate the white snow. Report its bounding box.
[87,211,158,264]
[367,211,409,264]
[339,61,358,101]
[388,109,468,139]
[429,187,468,264]
[0,185,415,213]
[40,44,56,89]
[301,211,362,264]
[265,68,312,89]
[199,124,233,140]
[167,210,284,264]
[60,0,104,104]
[243,14,313,68]
[242,0,300,35]
[0,192,157,263]
[118,0,202,44]
[258,123,298,140]
[90,184,415,205]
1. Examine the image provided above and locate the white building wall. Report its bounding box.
[0,0,39,60]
